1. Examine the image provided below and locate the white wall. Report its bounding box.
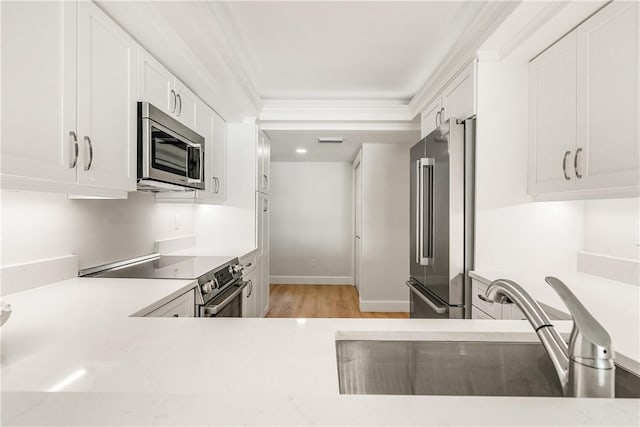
[269,162,353,283]
[359,143,410,311]
[0,190,194,269]
[583,198,640,261]
[474,60,584,273]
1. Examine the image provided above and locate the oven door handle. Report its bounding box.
[203,281,248,316]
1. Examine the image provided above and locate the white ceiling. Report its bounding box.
[213,1,488,100]
[267,129,419,162]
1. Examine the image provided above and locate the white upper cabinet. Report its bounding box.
[528,32,577,194]
[528,1,640,198]
[575,1,639,191]
[198,101,227,202]
[174,79,198,129]
[1,1,78,186]
[137,47,198,129]
[420,97,442,139]
[77,0,136,192]
[419,60,476,138]
[1,0,135,197]
[257,132,271,194]
[137,47,174,116]
[441,61,477,125]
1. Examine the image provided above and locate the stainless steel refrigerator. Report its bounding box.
[407,118,475,318]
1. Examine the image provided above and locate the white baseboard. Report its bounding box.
[359,299,410,313]
[1,255,79,296]
[270,275,353,285]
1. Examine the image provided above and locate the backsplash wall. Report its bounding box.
[0,190,195,269]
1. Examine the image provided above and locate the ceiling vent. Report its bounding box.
[317,137,344,144]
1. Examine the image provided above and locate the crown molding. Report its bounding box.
[407,1,518,118]
[260,99,414,122]
[203,3,263,113]
[260,120,419,132]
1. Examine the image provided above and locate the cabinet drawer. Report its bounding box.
[146,289,195,318]
[472,305,495,319]
[240,253,257,275]
[471,279,502,319]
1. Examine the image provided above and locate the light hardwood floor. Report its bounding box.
[266,284,409,318]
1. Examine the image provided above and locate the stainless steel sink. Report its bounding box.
[336,340,640,398]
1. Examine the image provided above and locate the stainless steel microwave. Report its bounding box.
[137,102,205,192]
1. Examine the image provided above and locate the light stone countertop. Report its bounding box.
[1,275,639,426]
[469,270,640,366]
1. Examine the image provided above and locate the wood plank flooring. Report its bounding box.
[266,284,409,318]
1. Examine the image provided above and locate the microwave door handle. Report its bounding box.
[185,141,203,184]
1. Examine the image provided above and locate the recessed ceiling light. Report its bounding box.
[296,148,307,154]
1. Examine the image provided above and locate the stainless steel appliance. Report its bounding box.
[137,102,205,192]
[80,254,247,317]
[407,118,475,318]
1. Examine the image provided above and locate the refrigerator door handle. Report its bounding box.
[418,158,434,265]
[406,281,447,314]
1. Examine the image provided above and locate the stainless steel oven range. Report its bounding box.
[80,254,248,318]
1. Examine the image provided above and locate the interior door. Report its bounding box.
[354,161,362,291]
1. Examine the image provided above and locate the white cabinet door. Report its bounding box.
[77,1,136,192]
[242,267,258,317]
[257,132,271,194]
[257,192,270,317]
[210,110,227,201]
[575,1,640,191]
[1,1,78,185]
[145,290,195,318]
[196,102,227,202]
[174,79,198,129]
[420,97,442,138]
[528,31,578,194]
[137,46,175,115]
[261,252,270,317]
[441,60,476,123]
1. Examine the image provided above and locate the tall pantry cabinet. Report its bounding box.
[256,132,271,317]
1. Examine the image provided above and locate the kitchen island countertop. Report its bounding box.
[1,275,639,426]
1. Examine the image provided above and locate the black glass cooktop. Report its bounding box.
[88,256,234,280]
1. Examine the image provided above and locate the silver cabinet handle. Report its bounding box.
[574,147,583,179]
[176,93,182,116]
[263,199,268,213]
[439,107,445,125]
[170,89,177,113]
[83,136,93,171]
[69,131,79,168]
[406,281,447,314]
[215,177,220,193]
[562,150,571,181]
[246,279,253,298]
[435,110,441,127]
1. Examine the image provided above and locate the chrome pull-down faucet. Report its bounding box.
[480,276,615,398]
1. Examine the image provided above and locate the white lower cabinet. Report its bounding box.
[145,289,195,318]
[472,305,494,320]
[242,264,258,318]
[1,0,136,197]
